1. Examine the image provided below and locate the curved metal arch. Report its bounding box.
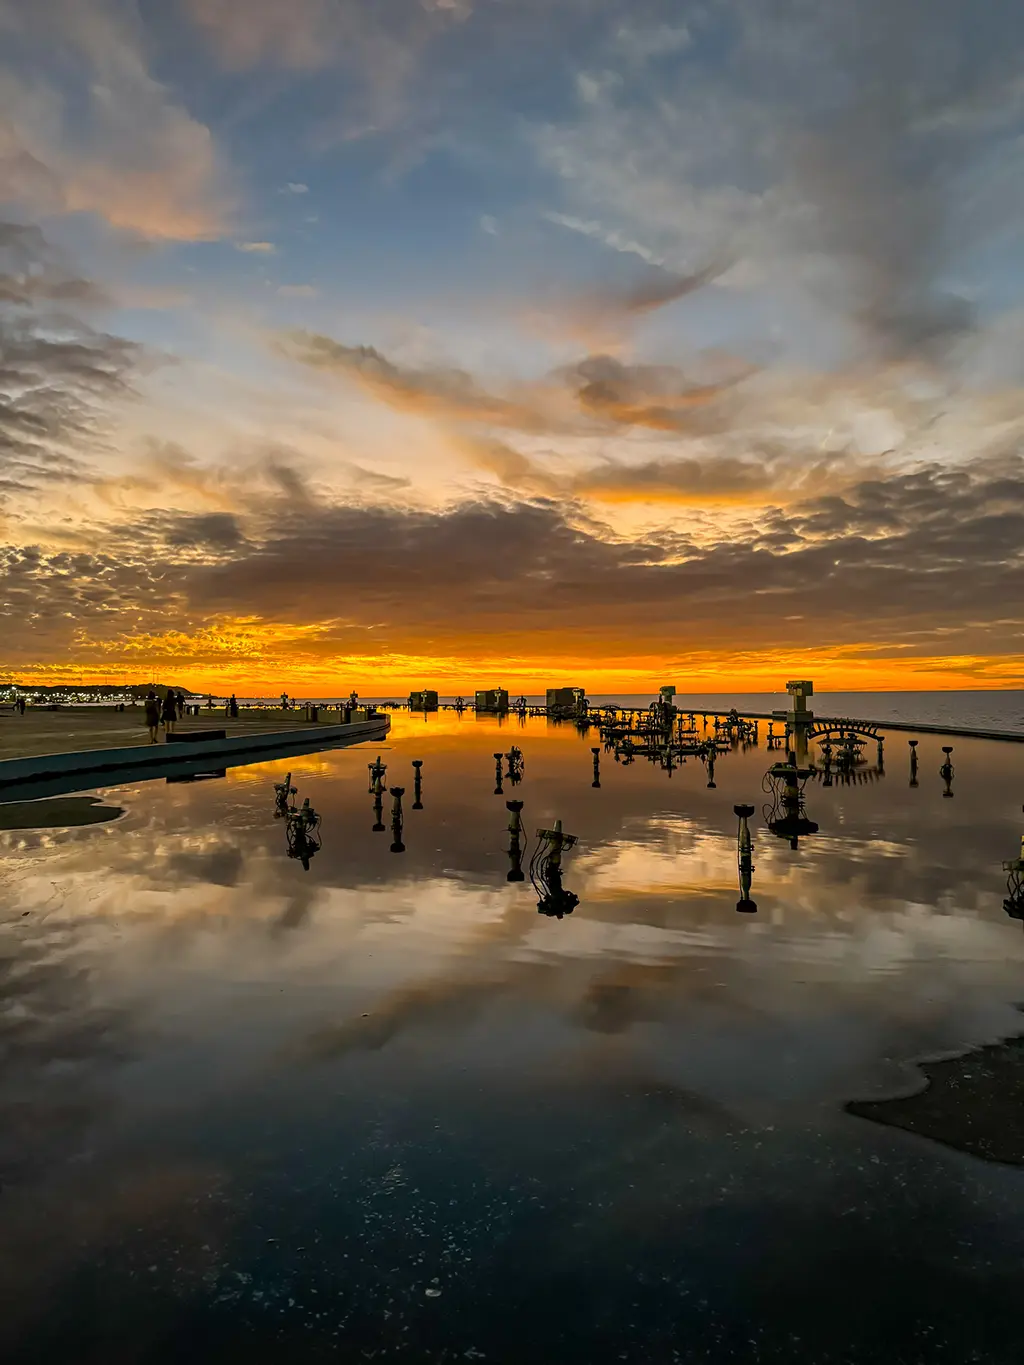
[807,721,882,741]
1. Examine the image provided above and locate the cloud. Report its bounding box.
[479,214,498,235]
[544,212,666,268]
[161,512,245,551]
[612,21,691,64]
[187,0,473,71]
[282,332,562,430]
[276,283,318,298]
[530,257,734,349]
[0,0,231,240]
[553,352,750,432]
[534,0,1024,367]
[0,220,141,496]
[235,241,276,254]
[186,0,347,70]
[282,325,756,435]
[179,456,1024,668]
[567,450,850,507]
[4,448,1023,690]
[590,261,732,321]
[183,0,496,148]
[283,182,309,194]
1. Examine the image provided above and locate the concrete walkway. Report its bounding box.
[0,708,389,794]
[0,706,351,761]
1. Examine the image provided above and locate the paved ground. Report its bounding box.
[0,706,350,761]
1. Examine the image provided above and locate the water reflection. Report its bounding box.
[763,754,820,849]
[3,711,1024,1361]
[941,745,956,798]
[389,786,405,853]
[1004,809,1024,928]
[530,819,579,919]
[506,800,526,883]
[734,803,757,914]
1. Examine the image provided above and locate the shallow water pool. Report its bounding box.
[2,711,1023,1363]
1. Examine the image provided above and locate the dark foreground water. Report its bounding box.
[2,713,1024,1364]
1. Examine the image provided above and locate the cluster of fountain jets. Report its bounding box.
[273,773,322,871]
[272,734,1024,930]
[366,755,424,852]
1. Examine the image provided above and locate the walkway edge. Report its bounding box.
[0,719,390,789]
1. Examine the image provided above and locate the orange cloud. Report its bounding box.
[282,332,564,431]
[9,645,1023,698]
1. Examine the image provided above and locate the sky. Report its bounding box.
[1,0,1023,695]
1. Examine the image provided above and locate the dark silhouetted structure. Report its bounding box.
[506,745,524,786]
[476,688,509,714]
[734,804,757,913]
[531,820,579,919]
[389,787,405,853]
[763,752,819,849]
[546,686,588,718]
[940,746,955,798]
[506,799,526,882]
[1004,809,1024,927]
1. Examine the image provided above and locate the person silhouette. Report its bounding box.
[144,691,160,744]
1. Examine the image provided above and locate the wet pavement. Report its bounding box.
[2,710,1024,1363]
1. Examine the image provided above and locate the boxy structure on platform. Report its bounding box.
[545,687,587,717]
[409,690,439,711]
[475,688,509,714]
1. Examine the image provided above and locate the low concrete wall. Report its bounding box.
[0,718,390,789]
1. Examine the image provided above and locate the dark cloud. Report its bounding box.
[188,454,1024,654]
[286,328,753,434]
[570,451,823,503]
[555,352,750,432]
[545,258,735,343]
[5,453,1022,666]
[595,260,732,318]
[0,220,140,493]
[282,332,554,429]
[462,433,851,505]
[161,512,245,551]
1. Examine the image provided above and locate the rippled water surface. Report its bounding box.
[2,712,1024,1363]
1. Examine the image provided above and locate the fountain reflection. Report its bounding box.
[734,804,757,914]
[763,752,819,850]
[389,786,405,853]
[531,820,579,919]
[1003,808,1024,928]
[940,746,955,798]
[506,799,526,883]
[286,797,322,871]
[272,772,323,870]
[506,745,525,787]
